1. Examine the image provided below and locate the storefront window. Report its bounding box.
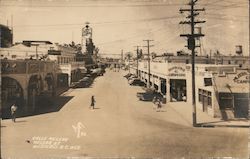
[204,78,212,86]
[198,89,212,107]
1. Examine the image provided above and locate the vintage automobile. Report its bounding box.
[128,79,146,86]
[137,91,163,101]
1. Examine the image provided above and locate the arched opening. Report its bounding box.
[57,73,69,87]
[44,73,54,92]
[27,75,43,112]
[1,77,24,118]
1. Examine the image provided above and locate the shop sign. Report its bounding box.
[233,72,250,84]
[168,66,186,77]
[48,50,61,55]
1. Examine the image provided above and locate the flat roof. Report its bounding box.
[23,40,53,44]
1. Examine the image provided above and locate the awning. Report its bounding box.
[217,85,249,93]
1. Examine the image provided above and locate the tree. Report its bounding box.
[151,52,157,59]
[125,52,133,61]
[94,47,99,55]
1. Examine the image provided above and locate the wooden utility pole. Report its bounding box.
[143,40,154,88]
[134,46,140,76]
[179,0,205,127]
[121,49,123,61]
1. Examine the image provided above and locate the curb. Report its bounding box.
[198,124,249,128]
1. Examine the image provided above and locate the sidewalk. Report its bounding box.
[167,102,249,128]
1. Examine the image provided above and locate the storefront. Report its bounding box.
[215,70,249,119]
[170,79,186,102]
[167,65,187,102]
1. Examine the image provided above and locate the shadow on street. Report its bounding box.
[1,96,74,119]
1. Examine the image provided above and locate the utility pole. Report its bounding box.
[134,46,140,76]
[179,0,205,127]
[36,45,38,60]
[143,40,154,88]
[121,49,123,61]
[31,44,39,60]
[128,53,131,74]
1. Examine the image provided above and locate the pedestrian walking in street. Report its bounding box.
[90,95,96,109]
[152,96,157,110]
[156,98,162,112]
[11,104,18,122]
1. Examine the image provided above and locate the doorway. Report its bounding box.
[170,79,186,102]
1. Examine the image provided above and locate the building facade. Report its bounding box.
[1,59,57,117]
[132,60,249,119]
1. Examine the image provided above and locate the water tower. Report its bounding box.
[81,22,93,54]
[235,45,243,56]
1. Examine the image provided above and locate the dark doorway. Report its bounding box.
[160,79,166,95]
[57,73,69,87]
[170,79,186,102]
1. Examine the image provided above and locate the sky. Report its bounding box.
[0,0,249,57]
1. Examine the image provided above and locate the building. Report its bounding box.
[1,59,57,117]
[0,41,53,60]
[131,60,249,119]
[153,55,250,69]
[48,44,86,88]
[0,24,13,48]
[0,41,86,88]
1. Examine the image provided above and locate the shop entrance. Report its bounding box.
[170,79,186,102]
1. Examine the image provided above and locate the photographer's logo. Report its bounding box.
[72,122,87,138]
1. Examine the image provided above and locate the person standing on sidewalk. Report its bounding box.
[11,104,18,122]
[90,95,96,109]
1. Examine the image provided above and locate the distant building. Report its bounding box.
[0,41,53,60]
[48,44,86,88]
[0,24,13,48]
[153,55,250,69]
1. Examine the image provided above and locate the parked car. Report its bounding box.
[128,75,137,81]
[129,79,145,86]
[79,77,92,87]
[124,73,132,78]
[137,91,163,101]
[91,68,103,76]
[71,77,92,88]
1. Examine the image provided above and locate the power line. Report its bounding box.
[13,15,181,28]
[0,2,184,8]
[204,15,248,22]
[97,27,167,46]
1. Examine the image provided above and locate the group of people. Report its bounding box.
[152,96,162,112]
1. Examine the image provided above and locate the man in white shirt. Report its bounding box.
[11,104,17,122]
